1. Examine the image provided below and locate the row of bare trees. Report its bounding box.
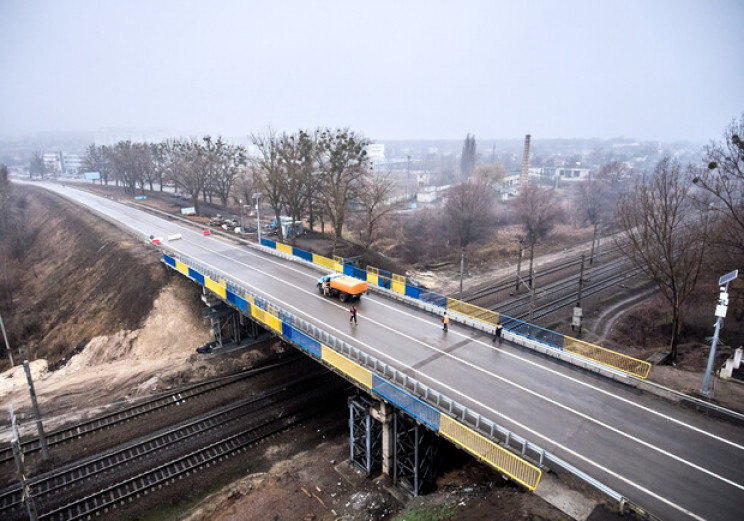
[81,137,247,214]
[249,128,397,250]
[614,114,744,360]
[430,115,742,362]
[79,129,399,254]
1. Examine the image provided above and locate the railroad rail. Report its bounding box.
[1,370,348,521]
[458,243,622,304]
[495,256,641,319]
[0,356,303,471]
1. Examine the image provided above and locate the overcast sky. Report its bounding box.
[1,0,742,142]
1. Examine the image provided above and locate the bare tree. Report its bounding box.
[616,158,709,362]
[138,143,157,192]
[473,164,505,186]
[251,128,286,241]
[354,171,397,254]
[445,178,495,297]
[445,179,494,250]
[276,130,316,241]
[208,137,246,206]
[29,151,45,179]
[80,144,113,185]
[575,179,613,264]
[597,160,630,189]
[177,139,209,214]
[0,165,11,233]
[512,186,562,290]
[316,128,371,251]
[149,142,167,192]
[693,114,744,257]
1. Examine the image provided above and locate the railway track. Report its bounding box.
[0,356,304,472]
[511,262,643,322]
[460,243,622,305]
[494,256,639,319]
[1,369,348,521]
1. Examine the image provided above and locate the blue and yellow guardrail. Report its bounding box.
[259,238,651,379]
[162,251,542,491]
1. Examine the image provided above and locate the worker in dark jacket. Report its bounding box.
[493,322,503,345]
[349,305,358,324]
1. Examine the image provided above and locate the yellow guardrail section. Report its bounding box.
[563,337,651,378]
[321,345,373,388]
[391,273,405,294]
[446,298,500,326]
[313,254,342,272]
[439,415,541,490]
[250,304,282,333]
[175,260,189,276]
[204,276,226,299]
[366,266,380,285]
[277,242,293,255]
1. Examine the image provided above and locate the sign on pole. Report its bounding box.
[719,270,738,286]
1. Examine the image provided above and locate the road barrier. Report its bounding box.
[259,238,651,379]
[161,250,543,491]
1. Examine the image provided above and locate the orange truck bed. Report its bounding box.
[317,274,368,301]
[330,275,368,295]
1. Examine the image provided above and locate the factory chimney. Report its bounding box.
[520,134,531,190]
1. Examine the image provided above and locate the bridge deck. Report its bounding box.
[36,183,744,521]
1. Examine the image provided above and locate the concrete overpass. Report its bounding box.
[28,182,744,521]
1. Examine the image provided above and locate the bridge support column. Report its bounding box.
[348,395,382,476]
[201,288,259,349]
[348,396,443,496]
[370,401,394,476]
[393,411,441,496]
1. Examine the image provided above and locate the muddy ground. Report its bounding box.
[1,182,742,520]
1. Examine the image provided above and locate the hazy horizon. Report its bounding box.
[2,1,742,143]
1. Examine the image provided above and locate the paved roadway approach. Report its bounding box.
[31,182,744,521]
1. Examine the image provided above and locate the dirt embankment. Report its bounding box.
[0,185,582,520]
[1,184,175,369]
[0,184,223,438]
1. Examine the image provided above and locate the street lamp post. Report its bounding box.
[252,193,261,244]
[239,199,244,234]
[701,269,738,398]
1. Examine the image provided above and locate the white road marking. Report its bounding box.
[39,183,738,520]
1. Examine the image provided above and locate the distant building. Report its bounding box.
[42,152,83,175]
[43,153,61,174]
[61,153,83,174]
[551,167,591,181]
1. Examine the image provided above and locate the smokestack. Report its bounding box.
[520,134,531,190]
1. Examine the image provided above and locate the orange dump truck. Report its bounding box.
[317,274,368,302]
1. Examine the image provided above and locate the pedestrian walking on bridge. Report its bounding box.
[349,305,357,325]
[442,312,449,332]
[493,322,503,345]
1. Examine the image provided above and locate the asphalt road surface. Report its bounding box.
[27,181,744,521]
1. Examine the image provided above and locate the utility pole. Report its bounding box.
[23,361,50,461]
[459,248,465,301]
[572,255,586,335]
[589,223,599,265]
[0,311,14,367]
[10,406,39,521]
[528,276,536,324]
[701,270,738,398]
[515,240,524,293]
[253,193,261,244]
